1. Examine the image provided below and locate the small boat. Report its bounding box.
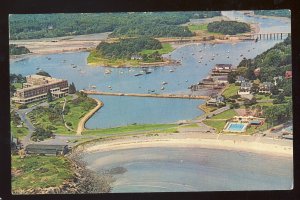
[240,54,243,57]
[91,85,96,89]
[211,58,214,60]
[36,67,41,70]
[73,65,77,68]
[162,81,168,85]
[134,73,143,76]
[198,61,201,63]
[169,69,174,72]
[185,80,188,82]
[108,86,112,89]
[105,69,112,74]
[248,50,250,52]
[161,87,165,90]
[227,50,230,53]
[192,53,195,55]
[227,56,230,58]
[145,71,152,74]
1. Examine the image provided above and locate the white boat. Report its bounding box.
[185,80,188,82]
[91,85,96,89]
[105,69,112,74]
[162,81,168,85]
[108,85,112,88]
[161,87,165,90]
[169,69,174,72]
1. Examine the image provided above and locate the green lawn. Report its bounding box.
[141,43,174,55]
[11,122,29,140]
[12,155,74,192]
[84,123,179,136]
[187,24,208,31]
[27,95,97,135]
[210,109,237,120]
[255,94,273,101]
[12,83,23,89]
[222,84,240,98]
[199,104,217,113]
[202,120,227,133]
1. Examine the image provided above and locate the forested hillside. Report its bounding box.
[9,12,221,40]
[230,36,291,96]
[95,37,162,61]
[207,21,250,35]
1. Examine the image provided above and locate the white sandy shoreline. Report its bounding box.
[81,133,292,158]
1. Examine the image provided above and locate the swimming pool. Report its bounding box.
[225,123,247,132]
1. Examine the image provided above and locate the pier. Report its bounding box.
[242,32,291,41]
[81,90,210,100]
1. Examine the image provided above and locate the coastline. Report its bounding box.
[76,131,292,158]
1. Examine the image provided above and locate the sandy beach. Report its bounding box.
[78,131,292,158]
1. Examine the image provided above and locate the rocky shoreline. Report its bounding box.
[12,151,113,195]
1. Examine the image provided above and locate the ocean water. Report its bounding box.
[83,147,293,192]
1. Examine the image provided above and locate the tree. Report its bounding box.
[69,82,76,94]
[10,84,16,97]
[227,71,237,84]
[47,89,53,102]
[273,93,285,104]
[270,85,279,95]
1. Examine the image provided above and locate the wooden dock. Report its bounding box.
[81,90,210,100]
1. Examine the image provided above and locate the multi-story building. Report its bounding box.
[12,74,69,104]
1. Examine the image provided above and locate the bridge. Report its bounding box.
[81,90,210,100]
[242,32,291,41]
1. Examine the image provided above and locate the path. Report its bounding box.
[16,102,48,147]
[76,98,103,135]
[81,90,210,100]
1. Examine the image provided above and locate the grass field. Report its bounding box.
[141,43,174,55]
[84,123,179,135]
[202,120,227,133]
[210,109,237,119]
[11,122,29,140]
[222,84,240,98]
[255,94,273,101]
[12,82,23,89]
[187,24,208,31]
[12,155,74,192]
[28,95,97,135]
[199,104,217,114]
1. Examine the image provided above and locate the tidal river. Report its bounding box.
[10,11,290,128]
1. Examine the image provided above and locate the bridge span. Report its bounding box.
[81,90,210,100]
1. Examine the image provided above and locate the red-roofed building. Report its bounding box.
[285,71,292,79]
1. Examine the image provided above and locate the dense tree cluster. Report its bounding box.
[9,12,221,40]
[207,20,250,35]
[9,44,30,55]
[31,127,53,141]
[254,10,291,18]
[96,37,163,60]
[234,36,291,86]
[69,82,77,94]
[263,100,292,127]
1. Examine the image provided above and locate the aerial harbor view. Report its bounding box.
[9,10,292,194]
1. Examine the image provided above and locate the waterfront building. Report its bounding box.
[25,144,69,156]
[12,74,69,104]
[212,64,233,74]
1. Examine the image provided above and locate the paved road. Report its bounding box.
[16,102,48,147]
